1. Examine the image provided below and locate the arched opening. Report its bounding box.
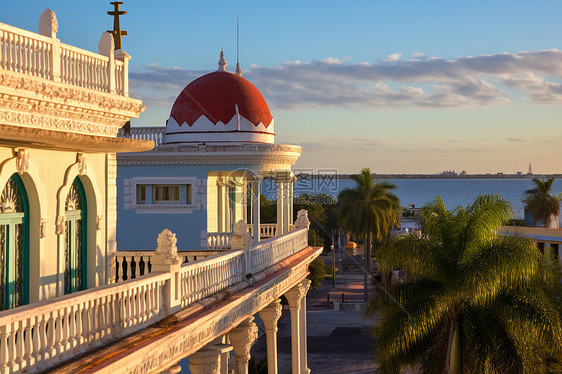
[0,174,29,310]
[64,177,87,294]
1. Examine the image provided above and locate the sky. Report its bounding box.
[3,1,562,174]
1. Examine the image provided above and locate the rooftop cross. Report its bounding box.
[107,1,127,50]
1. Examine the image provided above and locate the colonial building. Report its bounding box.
[117,52,302,251]
[0,9,150,308]
[0,8,319,374]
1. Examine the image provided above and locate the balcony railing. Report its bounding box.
[0,227,309,373]
[0,22,129,96]
[248,223,277,239]
[117,127,166,147]
[114,249,224,282]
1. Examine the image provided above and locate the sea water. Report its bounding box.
[262,178,562,219]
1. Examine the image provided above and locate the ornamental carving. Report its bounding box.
[153,229,182,265]
[15,149,28,175]
[295,209,311,230]
[38,9,58,37]
[98,32,114,57]
[40,218,47,238]
[55,215,65,235]
[258,299,283,331]
[0,71,145,116]
[230,220,252,250]
[77,153,87,175]
[229,317,258,363]
[285,282,306,308]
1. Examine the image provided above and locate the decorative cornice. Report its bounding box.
[0,70,145,137]
[117,143,302,166]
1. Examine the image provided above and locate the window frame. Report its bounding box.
[127,177,198,213]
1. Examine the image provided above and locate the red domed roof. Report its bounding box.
[170,71,273,128]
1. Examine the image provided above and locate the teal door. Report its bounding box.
[64,178,87,294]
[0,174,29,310]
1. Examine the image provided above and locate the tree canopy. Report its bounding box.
[522,178,561,228]
[370,195,562,374]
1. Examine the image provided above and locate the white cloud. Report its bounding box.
[129,49,562,111]
[380,53,402,63]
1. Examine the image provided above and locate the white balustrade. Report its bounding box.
[179,251,245,307]
[0,22,128,96]
[248,223,277,239]
[114,250,224,282]
[117,127,166,146]
[251,228,308,274]
[0,228,309,373]
[0,273,169,373]
[207,232,233,250]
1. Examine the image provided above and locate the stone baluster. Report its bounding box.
[258,299,283,374]
[285,282,306,374]
[23,317,34,367]
[229,317,258,374]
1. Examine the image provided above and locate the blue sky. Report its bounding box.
[3,1,562,174]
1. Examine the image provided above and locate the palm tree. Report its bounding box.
[522,178,561,228]
[370,195,562,374]
[338,168,401,300]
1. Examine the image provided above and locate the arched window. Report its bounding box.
[64,178,87,294]
[0,174,29,310]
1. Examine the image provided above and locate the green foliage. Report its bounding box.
[307,257,330,290]
[260,194,277,223]
[369,194,562,374]
[338,167,401,274]
[522,178,561,227]
[338,168,401,242]
[506,218,525,226]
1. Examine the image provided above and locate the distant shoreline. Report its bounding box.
[294,173,562,180]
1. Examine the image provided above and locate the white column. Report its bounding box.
[276,181,284,236]
[258,299,283,374]
[252,176,262,244]
[289,176,296,228]
[282,182,290,235]
[229,317,258,374]
[224,183,231,232]
[218,179,224,232]
[299,280,311,374]
[285,282,306,374]
[189,348,221,374]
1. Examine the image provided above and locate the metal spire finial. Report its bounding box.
[107,1,127,50]
[235,16,242,76]
[218,49,227,71]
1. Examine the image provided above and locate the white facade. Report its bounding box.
[0,11,149,306]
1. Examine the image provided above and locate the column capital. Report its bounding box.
[230,317,258,369]
[259,299,283,332]
[285,282,306,309]
[301,279,312,294]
